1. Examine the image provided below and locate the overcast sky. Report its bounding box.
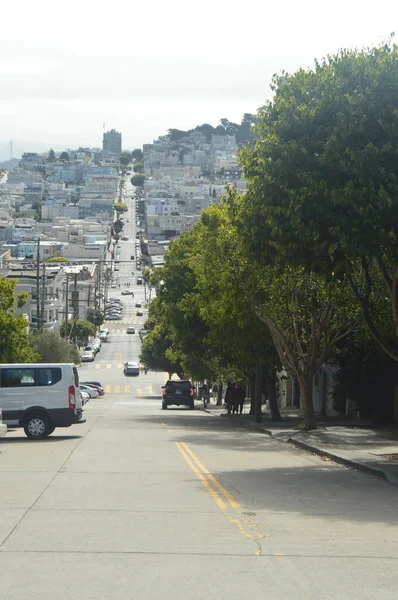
[1,0,397,157]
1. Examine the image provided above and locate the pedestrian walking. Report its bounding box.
[232,383,240,414]
[212,383,218,403]
[237,384,245,414]
[225,382,234,415]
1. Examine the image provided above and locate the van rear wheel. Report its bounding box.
[23,413,52,439]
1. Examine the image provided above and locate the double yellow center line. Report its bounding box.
[175,441,240,511]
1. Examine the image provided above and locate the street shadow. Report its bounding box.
[213,464,398,524]
[1,434,83,443]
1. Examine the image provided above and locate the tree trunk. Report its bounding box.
[249,375,255,415]
[217,382,223,406]
[255,362,262,423]
[265,372,282,422]
[298,374,317,430]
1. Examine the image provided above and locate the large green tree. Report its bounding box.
[240,40,398,361]
[131,174,145,187]
[131,148,143,161]
[60,319,96,346]
[30,331,80,363]
[0,278,39,363]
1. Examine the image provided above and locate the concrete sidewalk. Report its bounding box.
[202,404,398,486]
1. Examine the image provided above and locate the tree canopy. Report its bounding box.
[131,173,145,187]
[131,148,143,161]
[30,331,81,363]
[119,151,132,166]
[44,256,68,263]
[0,277,39,363]
[240,41,398,361]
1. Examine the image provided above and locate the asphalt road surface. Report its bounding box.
[1,185,398,599]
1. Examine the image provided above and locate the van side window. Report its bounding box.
[37,368,62,386]
[73,366,79,387]
[1,368,35,387]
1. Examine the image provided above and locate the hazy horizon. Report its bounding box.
[1,0,397,160]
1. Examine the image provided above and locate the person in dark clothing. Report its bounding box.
[232,384,240,414]
[225,382,234,415]
[236,385,245,414]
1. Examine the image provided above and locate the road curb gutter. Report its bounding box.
[287,438,396,485]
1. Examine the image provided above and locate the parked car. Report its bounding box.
[107,314,121,320]
[84,345,99,355]
[81,350,95,362]
[0,363,84,439]
[81,391,90,406]
[124,362,140,376]
[137,277,143,285]
[81,381,105,395]
[126,326,135,334]
[162,380,194,410]
[130,255,135,260]
[0,408,7,438]
[79,384,99,399]
[136,310,143,317]
[135,302,142,308]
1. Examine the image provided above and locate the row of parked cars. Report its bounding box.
[105,298,124,321]
[81,335,104,362]
[79,381,104,405]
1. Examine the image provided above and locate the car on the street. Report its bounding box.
[81,381,105,395]
[0,363,84,439]
[81,350,95,362]
[136,310,143,317]
[126,219,130,222]
[137,277,143,285]
[135,302,142,308]
[111,283,117,289]
[124,361,140,376]
[130,255,135,260]
[126,326,135,334]
[79,384,99,399]
[138,328,148,340]
[0,408,7,438]
[106,314,122,320]
[81,382,104,396]
[121,236,129,241]
[81,390,90,406]
[84,344,99,355]
[162,380,194,410]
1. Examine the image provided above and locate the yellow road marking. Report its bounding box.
[118,352,123,366]
[115,385,121,393]
[117,364,123,369]
[95,363,101,369]
[124,384,130,393]
[175,442,226,510]
[105,384,111,393]
[106,363,112,369]
[181,442,240,509]
[274,553,286,556]
[167,429,173,434]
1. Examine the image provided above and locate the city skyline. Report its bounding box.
[1,0,397,159]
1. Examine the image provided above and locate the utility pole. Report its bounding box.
[40,262,46,329]
[74,273,78,321]
[64,273,69,339]
[36,238,41,331]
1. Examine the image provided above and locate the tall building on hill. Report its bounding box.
[102,129,122,155]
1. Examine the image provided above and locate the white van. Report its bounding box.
[0,364,85,439]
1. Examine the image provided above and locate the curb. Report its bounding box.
[287,438,397,485]
[203,407,397,486]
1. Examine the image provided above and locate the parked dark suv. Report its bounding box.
[162,380,194,410]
